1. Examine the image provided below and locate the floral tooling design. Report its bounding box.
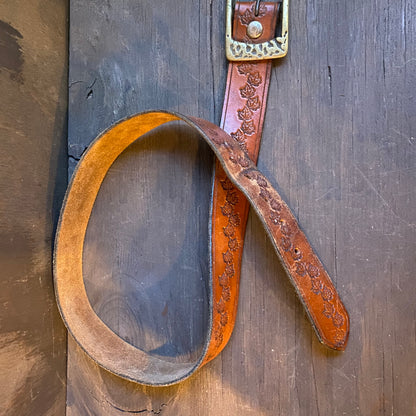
[229,62,263,152]
[240,168,347,348]
[212,175,242,348]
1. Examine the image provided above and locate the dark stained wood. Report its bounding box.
[68,0,416,415]
[0,1,68,415]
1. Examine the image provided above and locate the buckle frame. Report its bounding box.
[225,0,289,61]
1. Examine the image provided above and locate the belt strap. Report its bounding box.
[207,1,279,363]
[55,1,349,386]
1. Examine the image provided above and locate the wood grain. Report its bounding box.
[68,0,416,414]
[0,1,68,415]
[82,124,212,363]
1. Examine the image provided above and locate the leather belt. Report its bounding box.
[54,1,349,386]
[207,1,280,363]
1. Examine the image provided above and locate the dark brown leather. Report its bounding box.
[54,111,349,387]
[206,2,280,363]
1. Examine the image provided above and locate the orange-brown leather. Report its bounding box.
[54,111,349,387]
[205,2,279,363]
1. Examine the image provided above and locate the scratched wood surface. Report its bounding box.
[0,1,68,415]
[67,0,416,415]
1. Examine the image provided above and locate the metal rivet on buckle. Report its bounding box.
[247,21,263,39]
[225,0,289,61]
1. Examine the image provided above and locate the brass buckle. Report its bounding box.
[225,0,289,61]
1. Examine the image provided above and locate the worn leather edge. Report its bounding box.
[54,110,349,387]
[54,112,210,386]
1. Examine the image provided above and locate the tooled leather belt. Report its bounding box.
[54,0,349,386]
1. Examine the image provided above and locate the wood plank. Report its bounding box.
[67,0,416,414]
[0,1,68,415]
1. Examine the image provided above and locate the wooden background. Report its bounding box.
[0,1,68,415]
[2,0,414,414]
[67,0,416,415]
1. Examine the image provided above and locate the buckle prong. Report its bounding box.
[254,0,262,16]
